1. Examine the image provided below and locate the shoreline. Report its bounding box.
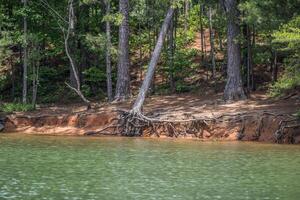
[1,93,299,144]
[2,109,299,144]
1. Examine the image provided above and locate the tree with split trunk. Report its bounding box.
[115,0,130,101]
[68,0,79,89]
[221,0,246,101]
[117,5,175,136]
[64,0,90,104]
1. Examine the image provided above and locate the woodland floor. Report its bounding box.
[17,91,300,120]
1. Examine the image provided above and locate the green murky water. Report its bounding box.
[0,134,299,200]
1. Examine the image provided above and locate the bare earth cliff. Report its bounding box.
[2,92,300,144]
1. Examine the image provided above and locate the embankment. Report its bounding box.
[2,110,300,144]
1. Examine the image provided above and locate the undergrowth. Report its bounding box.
[0,103,35,113]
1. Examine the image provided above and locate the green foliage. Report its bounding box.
[269,62,300,97]
[269,16,300,97]
[0,0,299,105]
[296,110,300,119]
[272,16,300,52]
[83,67,106,83]
[0,103,35,113]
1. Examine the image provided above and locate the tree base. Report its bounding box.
[92,110,300,144]
[224,86,247,101]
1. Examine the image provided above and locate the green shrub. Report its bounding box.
[269,61,300,97]
[0,103,35,112]
[296,110,300,119]
[269,16,300,97]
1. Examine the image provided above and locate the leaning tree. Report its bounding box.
[117,4,176,136]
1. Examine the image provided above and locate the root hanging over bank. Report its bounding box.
[88,109,300,143]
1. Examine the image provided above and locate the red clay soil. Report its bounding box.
[2,92,300,143]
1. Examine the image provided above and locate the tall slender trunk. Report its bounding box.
[69,0,78,88]
[22,0,28,104]
[115,0,130,101]
[168,11,175,93]
[199,3,205,61]
[184,0,189,35]
[138,22,143,82]
[218,31,223,51]
[272,51,278,82]
[202,5,207,56]
[32,47,40,108]
[132,7,175,112]
[150,2,158,95]
[10,56,15,100]
[246,24,252,90]
[105,0,113,102]
[209,6,216,79]
[251,25,255,90]
[223,0,246,101]
[64,0,90,104]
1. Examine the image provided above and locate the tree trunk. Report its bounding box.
[32,48,40,108]
[115,0,130,101]
[184,0,189,35]
[105,0,113,102]
[138,22,143,82]
[272,51,278,82]
[22,0,28,104]
[64,0,90,104]
[168,11,175,93]
[209,6,216,79]
[132,7,175,113]
[218,31,223,51]
[10,56,15,100]
[246,24,252,90]
[69,0,79,89]
[251,25,255,90]
[223,0,246,101]
[199,3,205,61]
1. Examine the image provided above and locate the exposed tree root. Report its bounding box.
[274,119,300,143]
[87,110,299,143]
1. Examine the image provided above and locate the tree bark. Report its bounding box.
[115,0,130,101]
[22,0,28,104]
[246,24,252,90]
[184,0,189,35]
[222,0,246,101]
[209,6,216,79]
[132,7,175,113]
[251,25,255,90]
[105,0,113,102]
[218,31,223,51]
[64,0,90,104]
[168,11,175,93]
[69,0,79,89]
[32,47,40,108]
[272,51,278,82]
[10,56,15,100]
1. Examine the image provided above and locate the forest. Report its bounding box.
[0,0,299,138]
[1,1,300,198]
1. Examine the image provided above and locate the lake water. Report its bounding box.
[0,134,299,200]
